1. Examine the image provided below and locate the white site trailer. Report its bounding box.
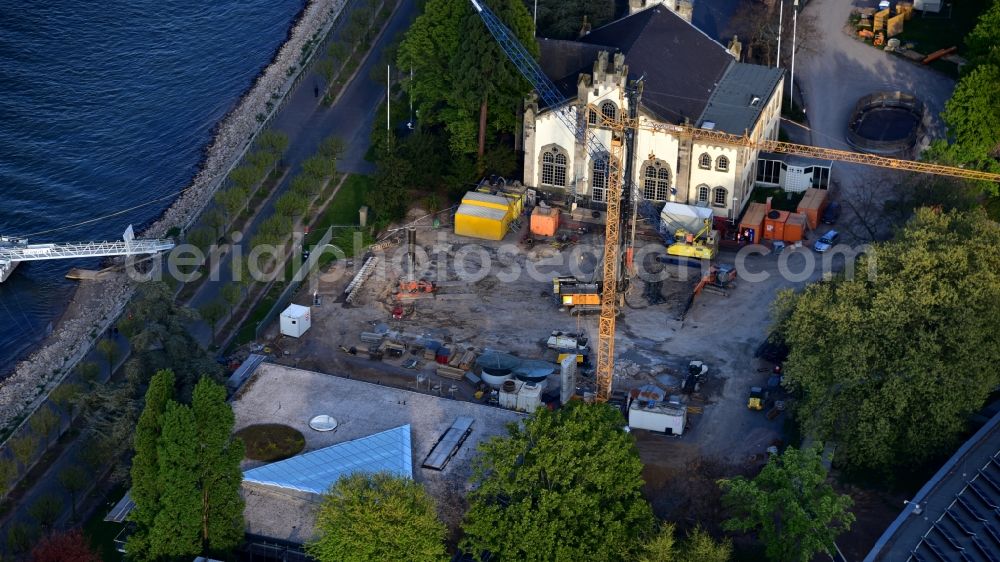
[279,304,311,338]
[628,398,687,436]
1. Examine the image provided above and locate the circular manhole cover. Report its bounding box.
[309,415,338,432]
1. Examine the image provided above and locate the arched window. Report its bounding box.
[716,155,730,172]
[713,187,728,207]
[591,157,608,202]
[540,146,568,187]
[600,101,617,122]
[698,153,712,169]
[697,185,710,203]
[588,106,599,125]
[641,160,672,201]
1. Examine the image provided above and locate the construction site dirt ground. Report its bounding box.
[257,216,853,525]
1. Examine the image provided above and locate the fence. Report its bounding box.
[253,226,334,340]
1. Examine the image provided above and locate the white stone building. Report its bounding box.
[522,3,787,220]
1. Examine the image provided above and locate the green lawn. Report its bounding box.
[749,187,804,212]
[895,0,991,57]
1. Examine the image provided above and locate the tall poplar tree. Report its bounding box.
[150,401,202,558]
[192,378,246,553]
[127,369,176,559]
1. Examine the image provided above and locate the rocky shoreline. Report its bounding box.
[0,0,345,435]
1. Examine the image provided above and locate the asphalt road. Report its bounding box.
[185,0,419,344]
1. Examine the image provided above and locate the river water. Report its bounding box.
[0,1,304,374]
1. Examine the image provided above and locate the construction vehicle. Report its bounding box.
[667,219,719,260]
[748,386,767,410]
[552,276,602,314]
[694,263,737,297]
[469,0,1000,404]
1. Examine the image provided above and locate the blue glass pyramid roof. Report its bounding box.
[243,425,412,494]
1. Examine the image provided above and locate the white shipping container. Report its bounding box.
[279,304,312,338]
[628,401,686,436]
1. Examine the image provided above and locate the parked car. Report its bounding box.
[821,201,841,224]
[813,230,839,253]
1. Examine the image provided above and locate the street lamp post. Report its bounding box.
[533,0,538,35]
[790,0,799,104]
[776,0,784,69]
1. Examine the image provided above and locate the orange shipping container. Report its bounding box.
[530,206,560,237]
[763,210,788,241]
[783,213,807,243]
[739,202,768,243]
[796,188,828,230]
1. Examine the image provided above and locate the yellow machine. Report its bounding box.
[667,219,718,260]
[748,387,766,410]
[553,276,603,314]
[557,353,586,364]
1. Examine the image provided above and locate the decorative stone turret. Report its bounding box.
[727,35,743,60]
[628,0,694,23]
[522,93,539,187]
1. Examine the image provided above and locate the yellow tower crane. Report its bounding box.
[470,0,1000,403]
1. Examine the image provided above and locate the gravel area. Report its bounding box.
[0,0,345,437]
[234,362,525,539]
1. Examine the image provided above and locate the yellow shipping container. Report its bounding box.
[462,191,512,214]
[454,203,510,240]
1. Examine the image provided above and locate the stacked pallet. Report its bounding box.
[448,349,477,371]
[436,364,466,380]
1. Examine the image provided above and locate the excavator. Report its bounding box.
[469,0,1000,403]
[667,218,718,260]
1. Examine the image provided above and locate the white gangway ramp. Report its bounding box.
[0,225,175,282]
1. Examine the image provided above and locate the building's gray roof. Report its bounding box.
[538,39,606,99]
[697,63,784,135]
[242,425,413,495]
[865,408,1000,561]
[537,6,734,124]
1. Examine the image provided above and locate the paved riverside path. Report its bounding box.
[185,0,419,345]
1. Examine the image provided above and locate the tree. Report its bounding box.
[319,136,346,160]
[59,465,89,521]
[215,187,248,219]
[775,209,1000,473]
[7,521,40,554]
[30,407,61,449]
[191,378,245,553]
[130,375,245,558]
[933,63,1000,187]
[187,225,217,253]
[317,58,337,85]
[150,401,202,558]
[719,444,854,562]
[30,529,101,562]
[97,338,118,377]
[117,282,222,400]
[964,0,1000,67]
[258,130,290,157]
[534,0,613,39]
[10,433,38,471]
[639,523,732,562]
[398,0,538,157]
[302,154,336,180]
[199,299,229,339]
[127,369,176,560]
[50,383,82,413]
[77,361,101,387]
[306,472,447,562]
[0,456,15,499]
[28,493,64,530]
[367,140,413,222]
[221,282,243,309]
[461,402,655,560]
[275,191,310,218]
